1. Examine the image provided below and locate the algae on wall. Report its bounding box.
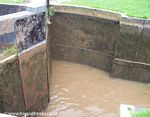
[0,56,25,112]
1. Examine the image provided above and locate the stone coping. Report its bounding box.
[1,3,149,24]
[0,42,46,64]
[50,4,150,25]
[19,40,46,55]
[50,4,122,21]
[0,3,46,19]
[0,11,34,21]
[0,55,17,65]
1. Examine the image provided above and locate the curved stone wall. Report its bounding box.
[49,5,150,83]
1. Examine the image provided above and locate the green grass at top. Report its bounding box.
[64,0,150,18]
[130,110,150,117]
[0,0,23,4]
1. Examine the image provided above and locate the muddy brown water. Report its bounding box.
[43,60,150,117]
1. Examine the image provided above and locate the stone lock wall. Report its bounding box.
[0,6,49,113]
[49,5,150,83]
[0,4,150,114]
[0,56,26,112]
[49,8,119,72]
[112,18,150,82]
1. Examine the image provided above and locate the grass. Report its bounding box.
[130,110,150,117]
[0,45,18,60]
[3,45,18,56]
[128,107,150,117]
[0,0,23,4]
[63,0,150,18]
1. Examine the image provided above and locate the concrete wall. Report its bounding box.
[49,5,150,83]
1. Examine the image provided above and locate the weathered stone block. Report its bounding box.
[0,56,25,112]
[51,44,113,72]
[50,13,119,55]
[115,23,143,61]
[111,59,150,83]
[136,22,150,63]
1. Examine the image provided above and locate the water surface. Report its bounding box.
[43,60,150,117]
